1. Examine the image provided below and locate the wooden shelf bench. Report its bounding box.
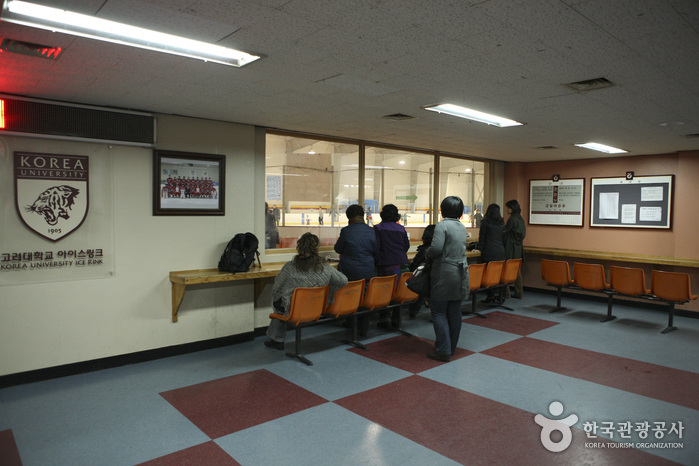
[169,262,288,322]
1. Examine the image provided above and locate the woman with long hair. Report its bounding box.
[477,203,506,302]
[503,199,526,299]
[264,233,348,350]
[425,197,469,362]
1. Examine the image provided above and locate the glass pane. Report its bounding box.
[265,133,359,250]
[438,156,486,227]
[364,147,435,244]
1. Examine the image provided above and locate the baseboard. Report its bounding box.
[0,332,255,389]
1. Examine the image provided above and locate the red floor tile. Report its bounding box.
[160,369,327,439]
[348,335,473,373]
[0,429,23,466]
[464,310,559,335]
[334,376,677,466]
[482,338,699,410]
[136,441,240,466]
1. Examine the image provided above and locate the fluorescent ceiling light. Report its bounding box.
[423,103,523,127]
[574,142,627,154]
[1,0,261,67]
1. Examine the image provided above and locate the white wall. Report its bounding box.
[0,114,268,377]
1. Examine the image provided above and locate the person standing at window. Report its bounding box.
[425,196,469,362]
[473,203,506,303]
[503,199,526,299]
[407,224,435,318]
[334,204,377,335]
[374,204,410,328]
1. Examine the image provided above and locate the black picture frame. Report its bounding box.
[590,175,673,229]
[153,150,225,216]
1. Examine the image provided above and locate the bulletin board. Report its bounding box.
[590,175,673,229]
[529,178,585,226]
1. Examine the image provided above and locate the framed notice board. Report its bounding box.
[529,178,585,226]
[590,175,673,229]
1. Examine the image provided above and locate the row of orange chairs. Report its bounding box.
[467,259,522,317]
[541,259,697,333]
[269,273,419,365]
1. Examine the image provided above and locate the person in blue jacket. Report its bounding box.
[334,204,377,335]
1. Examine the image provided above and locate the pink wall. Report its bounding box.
[504,151,699,259]
[504,150,699,313]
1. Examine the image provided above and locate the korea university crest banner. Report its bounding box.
[1,141,114,286]
[15,152,89,242]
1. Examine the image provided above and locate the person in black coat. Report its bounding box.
[407,224,435,318]
[474,203,505,302]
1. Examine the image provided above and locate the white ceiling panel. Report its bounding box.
[0,0,697,161]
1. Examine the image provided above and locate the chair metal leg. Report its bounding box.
[550,286,566,313]
[341,314,369,350]
[285,327,313,366]
[600,293,616,322]
[661,304,678,334]
[394,304,413,337]
[463,292,488,318]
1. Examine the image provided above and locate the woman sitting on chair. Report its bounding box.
[265,232,348,350]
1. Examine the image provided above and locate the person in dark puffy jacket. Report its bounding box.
[407,224,435,318]
[334,204,377,335]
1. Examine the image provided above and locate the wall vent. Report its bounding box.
[534,146,558,150]
[564,77,617,92]
[684,133,699,138]
[380,113,417,121]
[0,94,156,146]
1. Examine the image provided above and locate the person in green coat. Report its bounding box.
[503,199,526,299]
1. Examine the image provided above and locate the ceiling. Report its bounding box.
[1,0,698,162]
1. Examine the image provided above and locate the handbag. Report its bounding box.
[406,259,432,297]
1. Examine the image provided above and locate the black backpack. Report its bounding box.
[218,233,261,273]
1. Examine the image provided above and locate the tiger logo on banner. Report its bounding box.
[14,152,89,242]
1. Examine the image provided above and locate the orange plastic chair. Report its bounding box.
[573,262,615,322]
[268,285,329,365]
[388,272,419,337]
[325,280,365,318]
[610,266,651,297]
[651,270,698,334]
[497,258,522,311]
[393,272,419,304]
[324,279,366,348]
[354,275,400,339]
[541,259,574,312]
[465,263,487,318]
[360,275,397,311]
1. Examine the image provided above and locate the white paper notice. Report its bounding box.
[621,204,636,224]
[640,206,662,222]
[599,192,619,219]
[641,186,663,202]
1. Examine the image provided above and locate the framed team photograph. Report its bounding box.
[153,150,225,216]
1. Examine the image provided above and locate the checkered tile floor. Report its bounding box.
[2,293,698,465]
